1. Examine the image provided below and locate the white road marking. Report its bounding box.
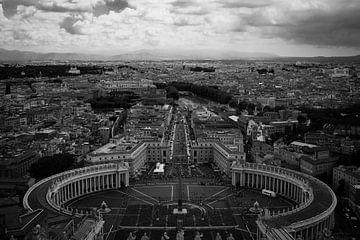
[204,187,229,201]
[208,193,234,206]
[116,190,154,206]
[132,188,159,202]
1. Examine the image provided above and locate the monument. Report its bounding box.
[98,201,111,214]
[173,175,187,214]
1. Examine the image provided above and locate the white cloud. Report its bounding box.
[0,0,359,56]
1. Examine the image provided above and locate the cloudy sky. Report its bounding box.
[0,0,359,56]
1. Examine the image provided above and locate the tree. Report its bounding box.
[237,101,248,111]
[109,115,117,122]
[262,105,274,112]
[30,154,76,180]
[166,86,179,100]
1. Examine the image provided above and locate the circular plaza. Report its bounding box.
[23,161,336,240]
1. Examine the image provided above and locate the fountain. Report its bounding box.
[249,201,263,214]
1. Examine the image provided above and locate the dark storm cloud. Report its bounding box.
[1,0,87,18]
[274,9,360,47]
[1,0,131,18]
[169,0,210,16]
[59,15,84,34]
[234,1,360,48]
[279,7,360,48]
[93,0,131,17]
[2,0,22,18]
[170,0,197,8]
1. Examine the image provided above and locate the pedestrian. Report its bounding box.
[141,233,149,240]
[176,229,184,240]
[194,231,203,240]
[127,232,136,240]
[227,233,235,240]
[215,232,222,240]
[161,231,170,240]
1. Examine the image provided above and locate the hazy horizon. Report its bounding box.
[1,0,360,57]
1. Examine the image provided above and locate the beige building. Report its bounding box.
[191,140,245,174]
[299,155,337,177]
[86,137,170,175]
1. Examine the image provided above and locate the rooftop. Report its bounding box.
[335,165,360,179]
[90,139,142,155]
[290,141,318,148]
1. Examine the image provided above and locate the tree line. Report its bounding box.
[0,65,104,79]
[86,93,140,110]
[157,82,232,104]
[30,153,76,180]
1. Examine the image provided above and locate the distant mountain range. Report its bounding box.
[1,47,360,62]
[0,48,278,62]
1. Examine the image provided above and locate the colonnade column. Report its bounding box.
[60,188,64,203]
[97,176,100,190]
[70,183,73,199]
[276,179,281,193]
[265,176,268,190]
[263,175,266,189]
[69,183,72,199]
[65,185,68,201]
[81,179,84,194]
[111,174,114,188]
[115,173,119,188]
[84,179,87,193]
[64,185,68,202]
[63,185,66,202]
[255,174,258,188]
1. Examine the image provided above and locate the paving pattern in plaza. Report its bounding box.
[66,185,294,240]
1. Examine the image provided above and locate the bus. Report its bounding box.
[262,189,276,197]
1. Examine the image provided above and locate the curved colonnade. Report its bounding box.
[231,162,337,240]
[23,163,129,217]
[23,162,337,240]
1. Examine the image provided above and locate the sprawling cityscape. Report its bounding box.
[1,58,360,240]
[1,0,360,240]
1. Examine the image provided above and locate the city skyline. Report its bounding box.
[1,0,360,57]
